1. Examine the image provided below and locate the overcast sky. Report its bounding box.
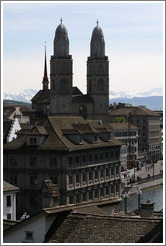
[2,1,164,94]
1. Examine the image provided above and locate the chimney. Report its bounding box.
[140,199,155,217]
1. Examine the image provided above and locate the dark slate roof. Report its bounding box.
[3,220,19,231]
[72,86,83,95]
[48,116,122,151]
[109,106,160,117]
[3,107,15,119]
[3,181,19,192]
[4,116,122,151]
[47,213,163,243]
[104,123,138,130]
[72,205,108,216]
[72,94,94,103]
[31,89,50,104]
[3,105,34,113]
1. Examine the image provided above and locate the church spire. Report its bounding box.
[42,44,49,90]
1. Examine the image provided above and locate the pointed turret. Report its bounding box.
[42,46,49,90]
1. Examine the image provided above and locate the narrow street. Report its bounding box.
[121,160,163,186]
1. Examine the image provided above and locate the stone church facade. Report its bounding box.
[32,20,109,123]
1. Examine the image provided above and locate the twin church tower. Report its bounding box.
[32,19,110,123]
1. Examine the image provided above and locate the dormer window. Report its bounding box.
[30,137,37,145]
[94,135,98,143]
[79,136,83,145]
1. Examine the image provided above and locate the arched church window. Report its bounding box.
[89,65,92,74]
[60,78,68,92]
[79,105,87,119]
[98,64,104,74]
[88,79,92,92]
[51,79,55,91]
[97,79,104,91]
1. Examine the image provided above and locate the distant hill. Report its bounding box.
[3,88,163,111]
[3,100,31,107]
[109,96,163,111]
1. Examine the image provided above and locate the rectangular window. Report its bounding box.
[30,138,37,145]
[29,156,37,165]
[30,176,37,185]
[50,176,58,184]
[94,135,98,142]
[89,154,92,162]
[95,170,98,179]
[106,187,109,195]
[7,213,11,220]
[100,169,103,178]
[79,136,83,144]
[76,156,80,164]
[111,167,114,176]
[69,176,73,185]
[100,153,103,160]
[69,156,72,167]
[106,168,109,177]
[111,152,114,158]
[69,196,73,204]
[26,231,33,240]
[83,193,86,201]
[89,190,93,200]
[50,157,57,166]
[10,156,17,165]
[100,188,104,197]
[116,166,119,174]
[7,195,11,207]
[82,173,86,182]
[95,153,98,162]
[105,152,109,160]
[95,190,98,198]
[10,175,17,185]
[76,194,79,203]
[82,155,86,163]
[76,174,80,183]
[89,172,92,181]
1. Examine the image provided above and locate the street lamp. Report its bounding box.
[153,159,155,179]
[136,186,142,210]
[122,192,129,213]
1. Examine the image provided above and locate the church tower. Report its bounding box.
[50,18,73,115]
[87,21,109,123]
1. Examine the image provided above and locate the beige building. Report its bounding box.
[4,116,122,217]
[3,181,19,221]
[32,20,109,123]
[109,103,161,162]
[104,123,139,169]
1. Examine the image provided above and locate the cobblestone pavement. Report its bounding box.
[121,160,163,186]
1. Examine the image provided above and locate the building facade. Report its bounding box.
[109,103,161,162]
[32,20,109,123]
[4,116,122,217]
[104,123,139,169]
[3,181,19,221]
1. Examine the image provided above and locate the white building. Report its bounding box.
[3,181,19,221]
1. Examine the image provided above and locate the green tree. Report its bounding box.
[113,116,127,123]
